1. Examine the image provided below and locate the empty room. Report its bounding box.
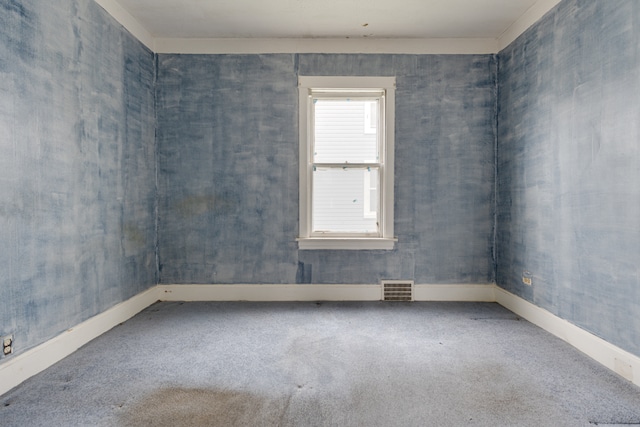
[1,0,639,425]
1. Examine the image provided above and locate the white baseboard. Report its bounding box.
[0,287,160,397]
[157,284,383,301]
[414,284,496,301]
[157,283,496,302]
[495,287,640,387]
[2,283,638,397]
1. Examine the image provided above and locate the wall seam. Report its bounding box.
[153,53,161,285]
[492,53,499,284]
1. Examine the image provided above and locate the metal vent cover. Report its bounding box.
[382,280,414,301]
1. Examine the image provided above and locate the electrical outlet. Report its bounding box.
[2,335,13,356]
[522,271,532,286]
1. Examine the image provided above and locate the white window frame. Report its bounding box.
[297,76,396,250]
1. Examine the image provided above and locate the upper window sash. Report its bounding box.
[310,94,384,166]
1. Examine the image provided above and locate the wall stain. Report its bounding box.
[174,195,215,217]
[295,261,312,284]
[174,194,238,218]
[123,223,146,248]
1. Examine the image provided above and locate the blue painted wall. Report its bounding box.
[8,0,635,370]
[156,54,497,284]
[497,0,640,356]
[0,0,156,355]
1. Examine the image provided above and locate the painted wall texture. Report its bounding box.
[156,54,497,284]
[497,0,640,356]
[8,0,636,370]
[0,0,156,354]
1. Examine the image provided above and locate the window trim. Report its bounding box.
[297,76,396,250]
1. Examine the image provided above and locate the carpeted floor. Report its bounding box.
[1,301,640,426]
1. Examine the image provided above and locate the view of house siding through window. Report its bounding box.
[312,98,381,234]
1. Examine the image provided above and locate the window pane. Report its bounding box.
[314,99,379,163]
[364,168,378,218]
[312,167,379,234]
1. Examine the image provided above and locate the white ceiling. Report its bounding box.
[96,0,561,53]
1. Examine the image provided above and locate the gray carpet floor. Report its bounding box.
[1,301,640,426]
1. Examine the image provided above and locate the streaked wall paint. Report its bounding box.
[497,0,640,356]
[156,54,497,285]
[0,0,156,355]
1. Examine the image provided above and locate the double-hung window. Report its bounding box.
[297,76,396,250]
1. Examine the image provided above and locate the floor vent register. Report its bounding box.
[382,280,414,301]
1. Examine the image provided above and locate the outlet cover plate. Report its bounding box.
[2,334,14,356]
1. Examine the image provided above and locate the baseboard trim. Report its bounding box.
[3,283,639,396]
[157,284,383,301]
[0,287,160,397]
[495,287,640,387]
[414,284,496,301]
[157,283,496,302]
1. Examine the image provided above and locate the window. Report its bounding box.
[297,76,396,250]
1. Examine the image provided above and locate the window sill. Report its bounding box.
[297,237,397,250]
